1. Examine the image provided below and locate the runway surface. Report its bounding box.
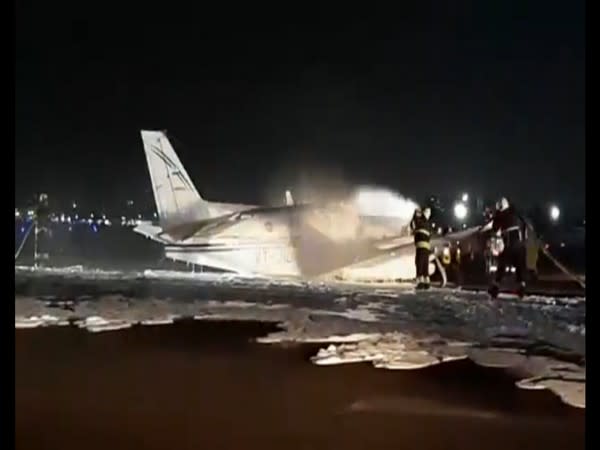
[16,321,584,450]
[15,266,586,410]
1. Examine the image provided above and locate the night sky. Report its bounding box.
[16,3,585,212]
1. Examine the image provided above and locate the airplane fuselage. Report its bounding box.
[160,202,415,279]
[135,130,447,282]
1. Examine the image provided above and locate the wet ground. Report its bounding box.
[15,265,586,411]
[16,321,584,450]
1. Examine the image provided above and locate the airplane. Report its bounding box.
[134,130,478,283]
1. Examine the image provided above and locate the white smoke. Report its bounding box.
[350,186,418,220]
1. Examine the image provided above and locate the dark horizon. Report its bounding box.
[16,4,585,211]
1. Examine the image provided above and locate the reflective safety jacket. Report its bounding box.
[410,210,431,250]
[492,206,526,243]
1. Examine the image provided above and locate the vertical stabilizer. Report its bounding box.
[140,130,211,227]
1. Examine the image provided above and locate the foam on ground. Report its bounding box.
[15,267,585,409]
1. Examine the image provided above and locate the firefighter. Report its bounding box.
[486,197,528,298]
[32,193,51,267]
[410,206,432,289]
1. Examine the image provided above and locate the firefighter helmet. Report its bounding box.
[423,207,431,220]
[498,197,509,211]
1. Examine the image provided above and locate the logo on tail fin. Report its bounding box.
[148,143,196,193]
[141,130,210,228]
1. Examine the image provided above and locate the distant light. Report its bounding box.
[87,218,93,224]
[102,214,106,220]
[68,226,72,232]
[127,200,134,206]
[461,193,469,202]
[91,224,98,233]
[27,209,34,217]
[560,242,565,248]
[453,202,468,221]
[72,202,77,209]
[104,219,112,226]
[550,205,560,222]
[153,212,158,219]
[138,214,142,219]
[20,226,25,233]
[60,214,66,223]
[90,213,95,219]
[15,209,20,217]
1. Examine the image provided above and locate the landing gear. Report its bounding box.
[488,283,499,299]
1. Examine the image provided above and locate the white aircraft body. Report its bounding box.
[134,130,474,282]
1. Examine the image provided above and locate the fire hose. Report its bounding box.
[520,217,585,290]
[486,218,585,291]
[539,244,585,290]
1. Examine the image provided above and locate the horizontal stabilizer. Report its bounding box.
[133,221,170,243]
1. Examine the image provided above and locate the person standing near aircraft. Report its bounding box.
[485,197,528,298]
[32,193,51,267]
[410,206,432,289]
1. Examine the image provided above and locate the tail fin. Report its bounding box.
[140,130,211,227]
